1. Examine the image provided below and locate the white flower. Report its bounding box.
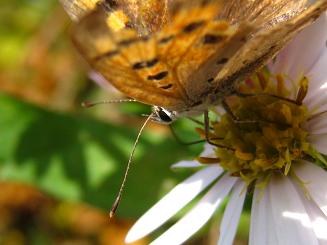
[126,12,327,245]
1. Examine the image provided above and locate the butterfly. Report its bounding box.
[59,0,327,124]
[59,0,327,218]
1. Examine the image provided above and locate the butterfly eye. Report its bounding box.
[152,106,176,124]
[158,108,173,122]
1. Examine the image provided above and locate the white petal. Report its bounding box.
[307,134,327,155]
[268,45,290,78]
[150,174,238,245]
[306,93,327,120]
[270,13,327,81]
[218,180,246,245]
[171,160,202,168]
[296,186,327,244]
[304,204,327,244]
[305,49,327,99]
[305,112,327,135]
[304,50,327,114]
[125,166,222,243]
[172,144,217,169]
[288,12,327,80]
[200,143,216,157]
[249,184,278,245]
[293,161,327,217]
[214,105,226,116]
[269,175,319,245]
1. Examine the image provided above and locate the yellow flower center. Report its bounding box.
[198,68,320,185]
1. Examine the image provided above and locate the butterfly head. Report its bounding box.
[151,106,178,124]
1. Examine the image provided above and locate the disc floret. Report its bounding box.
[200,69,323,185]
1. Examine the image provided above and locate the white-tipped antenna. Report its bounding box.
[81,98,136,108]
[82,99,153,219]
[81,98,152,218]
[109,113,154,219]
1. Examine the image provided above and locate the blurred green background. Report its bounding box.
[0,0,249,244]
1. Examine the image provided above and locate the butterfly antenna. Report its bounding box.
[81,98,136,108]
[109,112,154,219]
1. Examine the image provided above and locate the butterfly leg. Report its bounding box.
[221,97,291,127]
[203,111,235,151]
[221,98,259,124]
[169,124,207,145]
[186,117,214,130]
[169,121,217,146]
[187,117,205,127]
[234,75,308,105]
[308,110,327,121]
[234,91,301,105]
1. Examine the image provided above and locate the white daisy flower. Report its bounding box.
[126,12,327,245]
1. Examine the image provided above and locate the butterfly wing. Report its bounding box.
[168,0,309,102]
[67,0,327,111]
[154,1,256,105]
[72,7,190,109]
[59,0,100,21]
[213,0,327,93]
[114,0,170,35]
[217,0,308,26]
[71,0,258,110]
[60,0,170,34]
[72,0,252,110]
[170,21,255,102]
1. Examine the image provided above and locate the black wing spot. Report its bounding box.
[146,58,159,68]
[132,58,159,70]
[118,36,149,46]
[217,57,229,65]
[132,62,146,70]
[147,71,169,80]
[207,78,214,83]
[203,34,223,44]
[182,21,205,33]
[94,50,119,61]
[118,38,138,46]
[201,0,210,6]
[160,84,173,89]
[159,35,174,44]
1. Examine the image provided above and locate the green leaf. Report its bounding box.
[0,93,202,217]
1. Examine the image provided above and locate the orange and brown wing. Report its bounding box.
[214,0,327,92]
[218,0,308,26]
[72,7,188,109]
[71,0,257,109]
[71,0,238,110]
[59,0,100,21]
[150,1,257,101]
